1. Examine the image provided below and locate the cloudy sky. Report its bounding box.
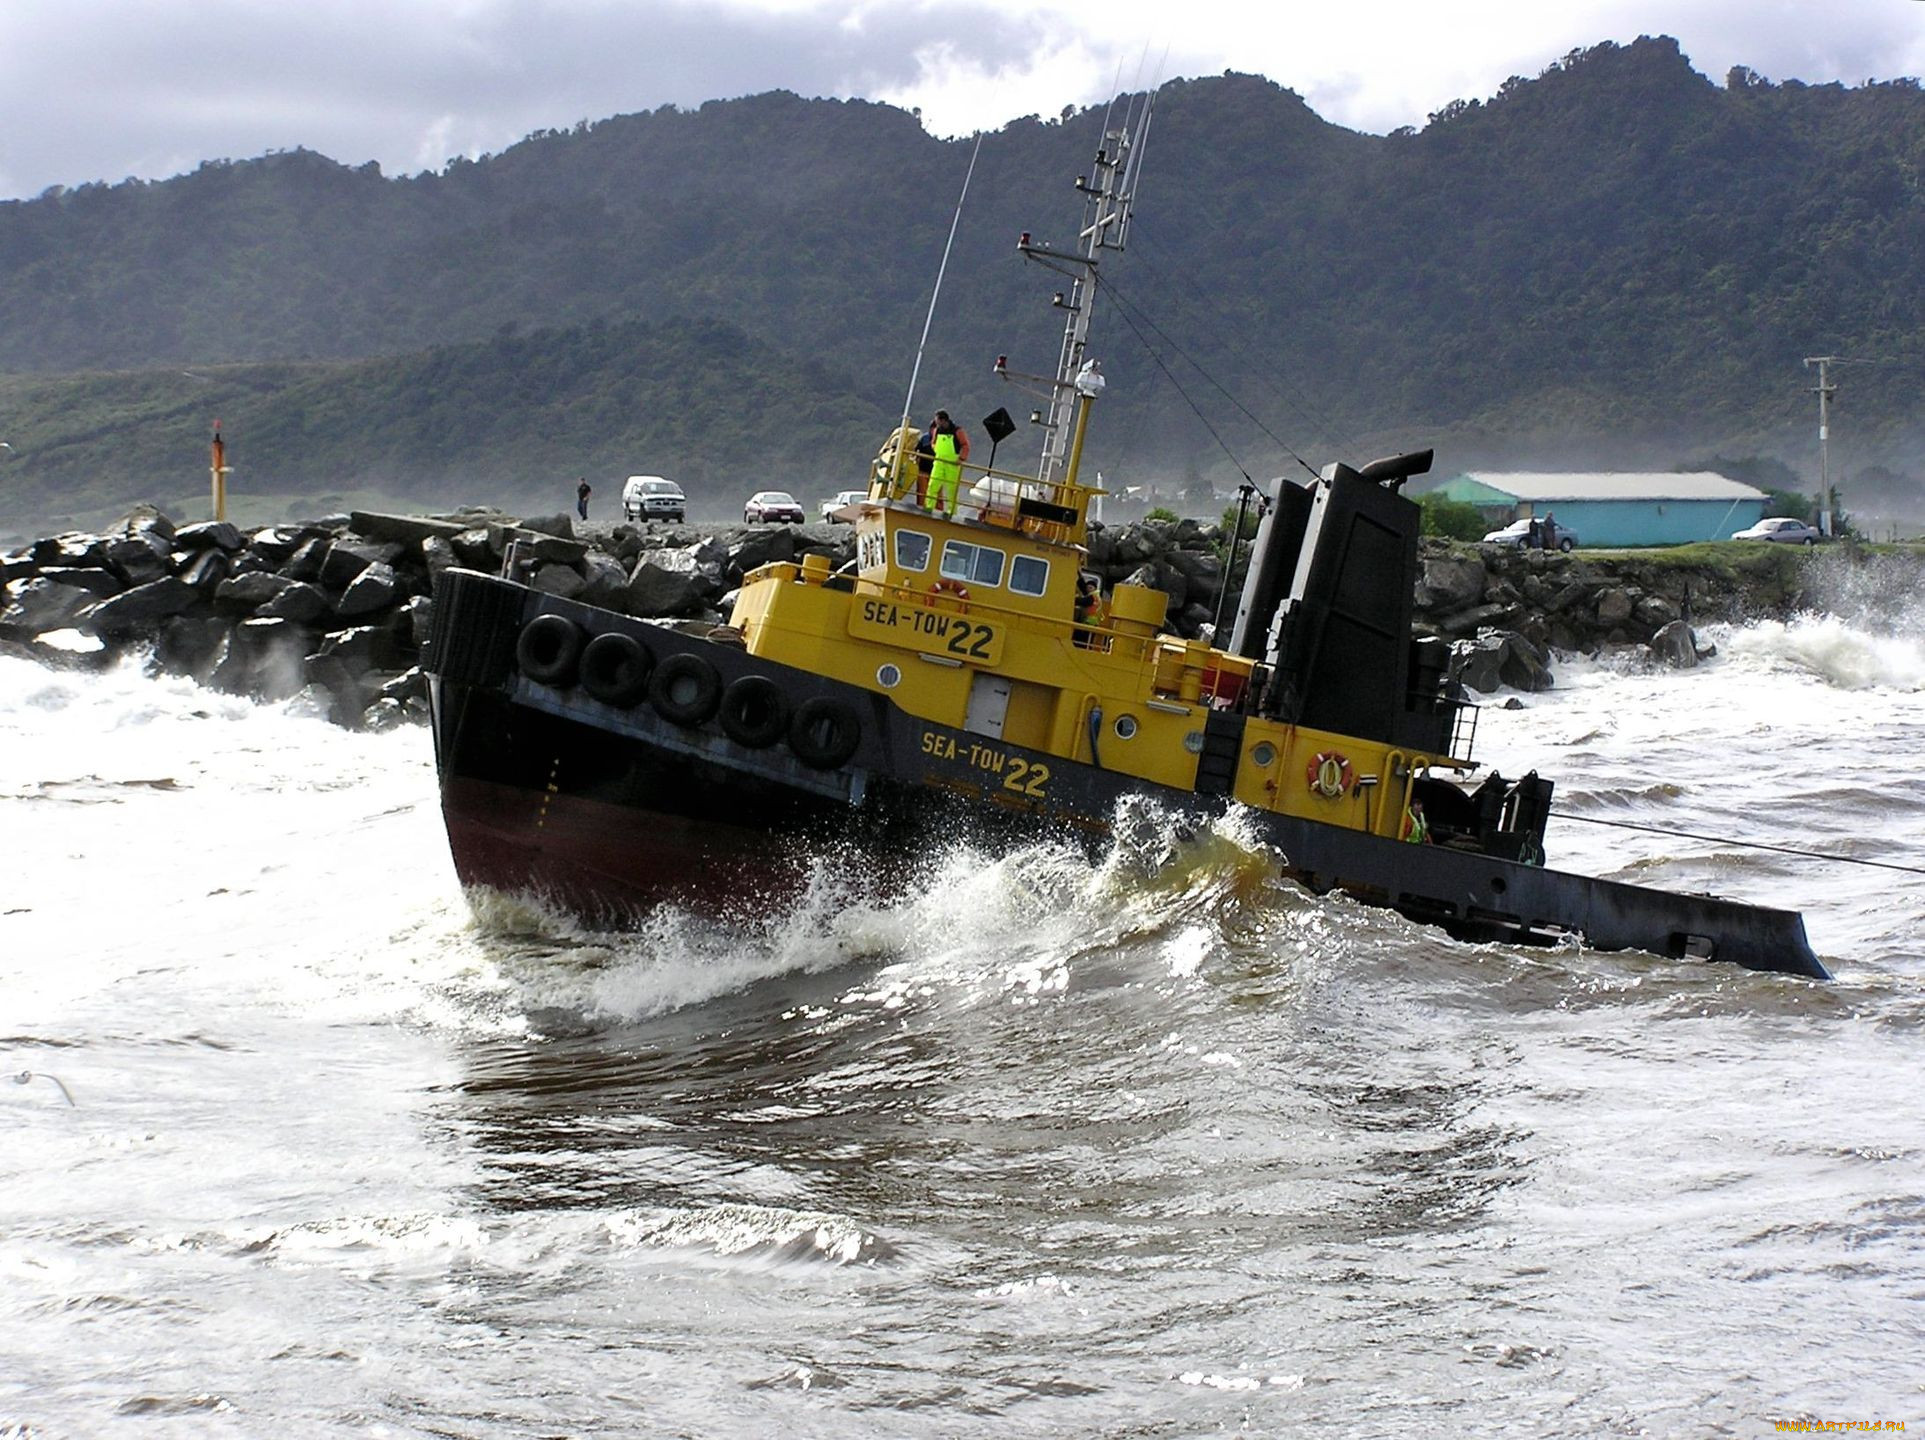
[2,0,1921,200]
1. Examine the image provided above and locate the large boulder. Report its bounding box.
[578,553,630,610]
[154,615,232,681]
[1595,587,1634,627]
[626,548,718,616]
[258,581,333,625]
[1648,619,1700,669]
[334,561,400,618]
[319,540,404,590]
[1417,553,1488,612]
[173,520,247,552]
[86,577,201,636]
[176,548,234,593]
[530,562,587,601]
[103,533,173,586]
[348,511,467,546]
[1496,629,1554,692]
[1,576,100,635]
[1452,633,1508,694]
[208,617,316,700]
[215,571,293,613]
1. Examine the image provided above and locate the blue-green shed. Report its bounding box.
[1430,472,1769,547]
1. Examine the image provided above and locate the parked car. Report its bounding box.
[819,490,868,523]
[1731,517,1822,545]
[1482,517,1578,552]
[622,475,686,524]
[744,490,806,524]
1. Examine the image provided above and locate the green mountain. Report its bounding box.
[2,36,1923,538]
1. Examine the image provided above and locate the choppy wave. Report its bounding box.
[1721,614,1925,690]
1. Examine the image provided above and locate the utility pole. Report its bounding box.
[1803,357,1837,537]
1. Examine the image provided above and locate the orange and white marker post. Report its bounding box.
[210,422,231,521]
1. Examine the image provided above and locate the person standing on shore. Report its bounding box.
[576,478,591,521]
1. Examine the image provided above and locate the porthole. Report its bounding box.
[1251,741,1277,767]
[1113,714,1139,740]
[876,663,902,689]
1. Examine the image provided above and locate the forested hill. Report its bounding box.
[2,35,1923,535]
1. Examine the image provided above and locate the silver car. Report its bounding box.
[1482,517,1577,553]
[1731,517,1821,545]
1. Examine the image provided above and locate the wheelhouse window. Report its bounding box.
[1009,554,1049,597]
[940,540,1006,587]
[894,529,932,572]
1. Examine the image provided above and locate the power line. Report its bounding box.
[1098,274,1321,481]
[1559,812,1925,878]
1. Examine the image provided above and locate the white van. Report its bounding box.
[621,475,686,524]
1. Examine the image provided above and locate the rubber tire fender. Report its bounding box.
[579,631,654,708]
[788,696,863,770]
[648,652,723,726]
[515,614,585,688]
[718,674,790,748]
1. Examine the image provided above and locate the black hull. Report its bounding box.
[425,570,1828,979]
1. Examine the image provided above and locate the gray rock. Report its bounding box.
[421,536,459,578]
[348,511,467,546]
[259,581,333,625]
[215,571,293,613]
[518,513,577,540]
[1436,601,1521,638]
[31,533,109,569]
[154,615,231,681]
[86,577,201,636]
[209,617,316,700]
[1,576,100,635]
[335,561,400,618]
[626,548,718,616]
[486,524,587,566]
[173,520,246,552]
[1634,594,1681,630]
[1648,619,1699,669]
[1452,634,1508,694]
[176,549,234,592]
[38,566,125,598]
[399,595,435,649]
[104,533,173,586]
[579,553,629,610]
[246,527,309,565]
[318,623,410,671]
[1417,554,1488,611]
[319,540,404,590]
[1595,588,1634,627]
[451,528,498,568]
[531,562,587,601]
[1496,629,1554,692]
[283,537,329,583]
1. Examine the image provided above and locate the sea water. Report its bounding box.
[2,602,1922,1437]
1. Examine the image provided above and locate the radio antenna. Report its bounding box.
[901,130,986,432]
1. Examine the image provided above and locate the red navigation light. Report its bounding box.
[994,355,1007,372]
[1018,231,1030,247]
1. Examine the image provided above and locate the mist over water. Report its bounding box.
[3,614,1922,1435]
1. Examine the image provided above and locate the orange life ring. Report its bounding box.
[926,578,971,613]
[1306,750,1355,799]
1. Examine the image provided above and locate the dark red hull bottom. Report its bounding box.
[441,774,814,924]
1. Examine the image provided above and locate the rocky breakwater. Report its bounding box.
[0,506,862,729]
[1411,539,1830,693]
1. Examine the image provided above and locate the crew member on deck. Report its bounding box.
[927,411,968,517]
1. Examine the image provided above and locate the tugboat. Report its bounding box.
[422,114,1827,981]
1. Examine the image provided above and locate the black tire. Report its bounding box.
[515,614,584,688]
[579,631,654,708]
[788,696,862,770]
[718,674,790,748]
[1804,537,1816,547]
[1558,538,1575,553]
[648,652,723,726]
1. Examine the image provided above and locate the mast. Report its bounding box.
[1011,93,1155,486]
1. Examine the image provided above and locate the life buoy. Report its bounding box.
[515,614,584,688]
[578,631,653,708]
[788,696,862,770]
[925,578,970,613]
[648,652,722,726]
[1306,750,1355,799]
[718,674,789,748]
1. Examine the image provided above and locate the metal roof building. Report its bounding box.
[1433,472,1771,547]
